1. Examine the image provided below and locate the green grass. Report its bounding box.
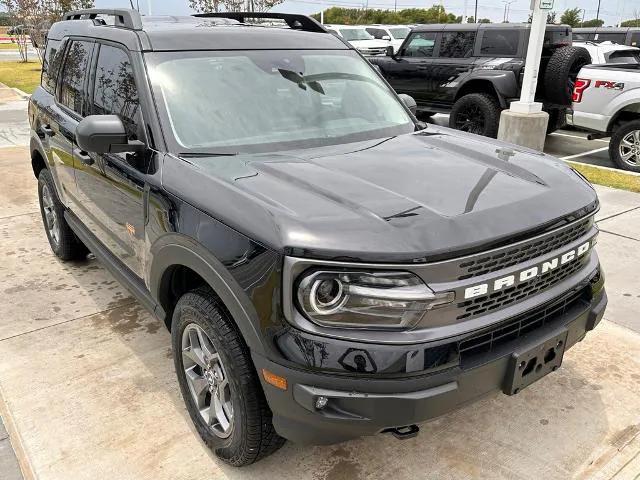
[0,43,18,50]
[0,60,41,94]
[569,161,640,193]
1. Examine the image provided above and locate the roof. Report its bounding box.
[412,22,570,32]
[48,10,349,52]
[574,27,639,33]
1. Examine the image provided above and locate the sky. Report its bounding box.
[46,0,640,27]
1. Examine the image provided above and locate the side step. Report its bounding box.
[64,210,165,323]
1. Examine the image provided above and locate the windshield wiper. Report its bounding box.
[178,152,239,157]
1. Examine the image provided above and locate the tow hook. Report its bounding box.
[382,424,420,440]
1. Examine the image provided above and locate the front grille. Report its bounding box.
[458,286,587,362]
[457,217,593,280]
[359,47,386,55]
[456,254,589,320]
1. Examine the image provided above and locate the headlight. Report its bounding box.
[296,270,454,329]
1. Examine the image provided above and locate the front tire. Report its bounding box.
[172,289,284,466]
[449,93,501,138]
[37,169,87,261]
[609,120,640,172]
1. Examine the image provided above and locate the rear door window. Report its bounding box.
[630,32,640,47]
[402,32,437,57]
[439,31,476,58]
[480,30,519,56]
[595,33,627,44]
[58,40,93,115]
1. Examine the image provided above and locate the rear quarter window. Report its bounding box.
[480,30,519,56]
[42,39,63,94]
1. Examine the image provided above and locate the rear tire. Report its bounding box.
[449,93,501,138]
[37,169,88,261]
[546,108,567,135]
[416,110,435,121]
[609,120,640,172]
[172,288,285,466]
[544,46,591,106]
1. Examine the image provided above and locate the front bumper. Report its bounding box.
[253,288,607,445]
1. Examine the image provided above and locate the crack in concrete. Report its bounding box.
[0,211,39,221]
[599,229,640,243]
[597,205,640,223]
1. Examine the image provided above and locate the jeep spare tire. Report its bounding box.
[544,46,591,106]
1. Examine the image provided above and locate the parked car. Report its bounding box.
[365,24,411,53]
[573,27,640,47]
[7,24,26,36]
[30,9,606,467]
[324,24,388,55]
[370,23,591,138]
[574,40,640,64]
[568,62,640,171]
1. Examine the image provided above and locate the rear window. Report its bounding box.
[439,31,476,58]
[595,33,627,44]
[480,30,519,56]
[42,39,63,94]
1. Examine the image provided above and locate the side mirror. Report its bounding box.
[398,93,417,115]
[76,115,145,154]
[382,35,391,41]
[385,45,396,57]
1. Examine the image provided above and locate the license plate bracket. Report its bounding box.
[503,328,568,395]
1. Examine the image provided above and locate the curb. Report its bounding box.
[567,160,640,178]
[0,384,35,480]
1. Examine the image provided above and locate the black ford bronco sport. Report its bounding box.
[29,9,607,466]
[370,23,591,137]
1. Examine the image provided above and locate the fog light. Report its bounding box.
[315,396,329,410]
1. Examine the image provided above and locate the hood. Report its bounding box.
[163,126,598,263]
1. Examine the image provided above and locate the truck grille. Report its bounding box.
[455,254,589,320]
[358,47,386,56]
[458,286,587,362]
[457,217,593,281]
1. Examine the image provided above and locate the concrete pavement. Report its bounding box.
[1,107,640,480]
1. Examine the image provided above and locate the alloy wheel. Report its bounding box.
[181,323,234,438]
[619,130,640,167]
[41,184,61,247]
[455,104,485,135]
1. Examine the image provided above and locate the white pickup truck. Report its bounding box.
[568,63,640,172]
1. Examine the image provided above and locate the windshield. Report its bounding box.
[147,50,414,154]
[389,27,410,39]
[340,29,374,41]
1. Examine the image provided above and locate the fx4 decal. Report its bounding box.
[594,80,625,90]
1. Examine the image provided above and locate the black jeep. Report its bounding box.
[370,23,591,137]
[29,9,606,466]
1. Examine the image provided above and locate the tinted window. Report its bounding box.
[480,30,519,56]
[42,39,62,94]
[632,33,640,47]
[439,31,476,58]
[92,44,140,140]
[366,28,387,39]
[59,40,92,115]
[402,32,436,57]
[595,33,627,44]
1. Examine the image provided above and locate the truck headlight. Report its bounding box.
[296,270,454,329]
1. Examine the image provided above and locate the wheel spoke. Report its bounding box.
[211,389,231,432]
[183,328,207,368]
[185,367,208,408]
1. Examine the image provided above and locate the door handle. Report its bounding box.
[40,124,55,137]
[74,148,95,166]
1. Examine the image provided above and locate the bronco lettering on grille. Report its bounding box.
[464,241,592,299]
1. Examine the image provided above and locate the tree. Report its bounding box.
[581,18,604,27]
[313,5,460,25]
[621,10,640,27]
[189,0,281,14]
[0,0,94,62]
[560,7,581,27]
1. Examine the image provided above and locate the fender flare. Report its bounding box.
[148,234,266,355]
[29,132,50,174]
[455,71,518,108]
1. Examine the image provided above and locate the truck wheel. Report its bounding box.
[37,169,87,261]
[449,93,501,138]
[544,46,591,106]
[546,108,567,135]
[610,120,640,172]
[171,288,285,466]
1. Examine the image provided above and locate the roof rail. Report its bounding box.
[193,12,326,33]
[63,8,143,31]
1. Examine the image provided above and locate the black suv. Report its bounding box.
[29,9,607,466]
[370,23,591,137]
